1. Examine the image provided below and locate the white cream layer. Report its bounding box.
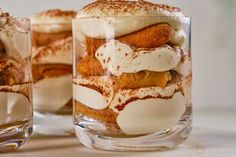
[77,5,188,39]
[73,77,190,135]
[117,92,185,135]
[73,76,114,110]
[73,76,191,112]
[73,85,108,110]
[31,14,74,25]
[73,76,191,135]
[32,37,72,65]
[174,54,192,77]
[109,82,184,112]
[0,92,31,124]
[74,18,186,46]
[95,40,181,76]
[33,74,72,112]
[0,30,30,61]
[170,29,186,46]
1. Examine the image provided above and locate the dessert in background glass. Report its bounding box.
[73,0,192,151]
[31,9,76,135]
[0,11,32,152]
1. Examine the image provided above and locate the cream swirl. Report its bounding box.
[116,92,186,135]
[73,76,114,110]
[32,37,72,65]
[95,40,181,76]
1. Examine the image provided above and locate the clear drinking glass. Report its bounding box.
[73,16,192,151]
[0,17,32,152]
[31,22,73,135]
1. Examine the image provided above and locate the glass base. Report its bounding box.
[74,115,192,151]
[33,111,74,136]
[0,119,33,152]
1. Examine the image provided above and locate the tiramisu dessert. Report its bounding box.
[0,10,32,152]
[31,9,76,135]
[73,0,192,150]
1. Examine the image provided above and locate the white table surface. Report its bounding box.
[1,107,236,157]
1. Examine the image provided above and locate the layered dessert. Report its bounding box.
[31,9,76,114]
[73,0,192,135]
[0,10,32,149]
[31,9,77,48]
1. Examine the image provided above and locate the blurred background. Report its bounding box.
[0,0,236,110]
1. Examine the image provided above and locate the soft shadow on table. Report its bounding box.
[185,127,236,149]
[2,127,236,157]
[16,136,80,153]
[74,148,148,157]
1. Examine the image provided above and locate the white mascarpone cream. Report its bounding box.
[95,40,181,76]
[73,76,191,135]
[170,29,186,46]
[76,1,189,41]
[33,74,72,112]
[109,82,189,135]
[0,92,31,123]
[109,82,184,112]
[32,37,72,65]
[73,76,191,112]
[174,53,192,77]
[74,18,187,46]
[73,76,114,110]
[117,92,185,135]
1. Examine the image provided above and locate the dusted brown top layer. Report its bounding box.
[31,9,77,24]
[78,0,183,17]
[38,9,77,18]
[31,9,77,33]
[76,0,188,40]
[0,10,10,18]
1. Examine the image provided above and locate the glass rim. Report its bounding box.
[74,16,191,20]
